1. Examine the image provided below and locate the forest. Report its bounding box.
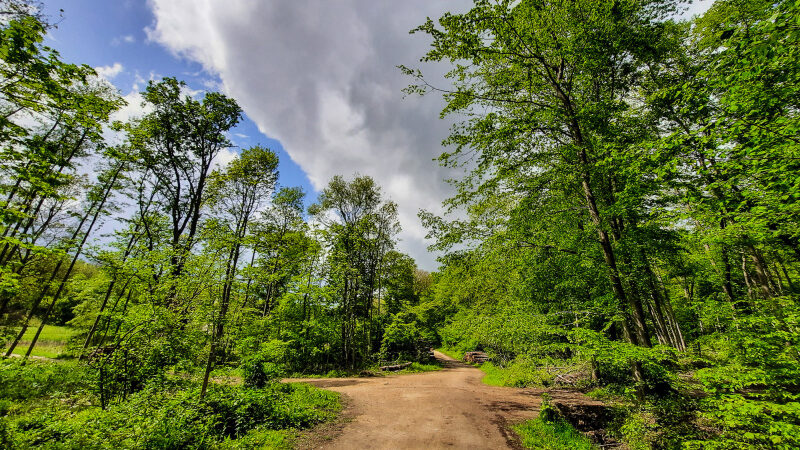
[1,0,799,448]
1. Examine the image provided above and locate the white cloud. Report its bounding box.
[145,0,471,270]
[682,0,714,18]
[213,147,238,170]
[111,90,148,123]
[145,1,713,271]
[111,34,136,45]
[95,62,124,80]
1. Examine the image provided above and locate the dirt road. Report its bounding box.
[293,351,544,449]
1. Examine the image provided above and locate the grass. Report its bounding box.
[4,323,77,358]
[437,347,463,360]
[216,428,295,449]
[287,360,442,378]
[514,418,595,450]
[396,361,441,373]
[480,361,510,386]
[438,348,553,387]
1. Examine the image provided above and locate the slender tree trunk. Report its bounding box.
[742,253,756,299]
[79,226,141,359]
[653,270,686,351]
[101,287,133,344]
[721,245,736,303]
[0,130,88,266]
[564,100,647,382]
[748,246,775,298]
[5,214,92,356]
[21,165,123,358]
[776,255,796,292]
[201,207,250,398]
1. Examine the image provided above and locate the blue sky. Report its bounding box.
[42,0,317,206]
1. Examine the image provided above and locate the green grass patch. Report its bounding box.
[19,323,77,342]
[479,361,508,386]
[514,417,595,450]
[397,362,441,373]
[436,347,463,360]
[479,360,555,388]
[288,368,365,378]
[216,427,295,449]
[439,348,554,388]
[4,324,78,358]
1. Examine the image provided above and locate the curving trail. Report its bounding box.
[293,351,544,449]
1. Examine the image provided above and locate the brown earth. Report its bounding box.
[291,351,604,449]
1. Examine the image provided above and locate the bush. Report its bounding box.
[3,379,339,449]
[480,359,555,388]
[242,353,284,389]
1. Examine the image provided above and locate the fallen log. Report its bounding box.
[380,362,413,371]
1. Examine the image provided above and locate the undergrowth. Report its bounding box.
[514,398,595,450]
[514,418,595,450]
[0,359,339,449]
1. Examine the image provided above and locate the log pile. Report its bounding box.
[462,351,490,364]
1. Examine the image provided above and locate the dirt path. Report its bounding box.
[292,351,544,449]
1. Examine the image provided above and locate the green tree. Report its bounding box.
[200,145,279,398]
[125,77,242,298]
[310,175,400,368]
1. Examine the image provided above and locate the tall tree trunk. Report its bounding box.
[577,148,649,349]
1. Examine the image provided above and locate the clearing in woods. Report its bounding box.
[293,351,600,449]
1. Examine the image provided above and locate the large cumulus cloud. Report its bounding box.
[144,0,711,270]
[145,0,472,270]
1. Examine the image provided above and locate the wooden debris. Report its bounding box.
[380,362,413,371]
[462,351,490,364]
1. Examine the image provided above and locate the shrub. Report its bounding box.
[514,400,594,450]
[3,380,338,449]
[242,353,284,389]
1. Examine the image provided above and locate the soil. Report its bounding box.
[291,351,606,449]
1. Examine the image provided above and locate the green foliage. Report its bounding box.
[619,411,656,450]
[513,417,594,450]
[380,313,430,362]
[242,352,284,389]
[409,0,800,447]
[0,359,91,401]
[479,360,554,388]
[400,362,441,373]
[0,359,338,449]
